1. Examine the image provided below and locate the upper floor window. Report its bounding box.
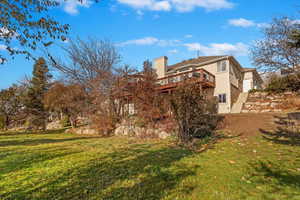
[217,61,227,72]
[218,93,227,103]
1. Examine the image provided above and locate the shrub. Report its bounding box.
[168,82,219,145]
[249,89,264,93]
[0,115,5,130]
[91,114,115,136]
[265,73,300,93]
[60,115,71,127]
[134,117,147,128]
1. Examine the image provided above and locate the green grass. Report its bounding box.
[0,130,299,200]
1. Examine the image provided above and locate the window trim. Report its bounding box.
[217,61,227,73]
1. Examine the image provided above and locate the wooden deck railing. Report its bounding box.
[156,68,215,90]
[115,69,215,97]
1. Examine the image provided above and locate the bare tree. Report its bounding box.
[47,38,126,134]
[47,37,121,87]
[130,60,167,124]
[251,17,300,73]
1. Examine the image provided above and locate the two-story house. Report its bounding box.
[153,55,263,113]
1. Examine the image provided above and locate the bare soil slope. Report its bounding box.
[222,113,279,137]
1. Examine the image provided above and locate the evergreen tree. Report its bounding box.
[25,57,51,131]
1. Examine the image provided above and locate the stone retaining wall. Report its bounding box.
[242,92,299,113]
[65,120,174,139]
[114,125,171,139]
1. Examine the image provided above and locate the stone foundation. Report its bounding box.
[242,92,299,113]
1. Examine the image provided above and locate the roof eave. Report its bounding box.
[167,56,229,72]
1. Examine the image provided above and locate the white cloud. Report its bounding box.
[228,18,270,28]
[288,19,300,25]
[117,0,171,11]
[152,1,172,11]
[256,23,269,28]
[117,0,234,12]
[61,0,92,15]
[119,36,248,57]
[184,42,249,56]
[184,43,202,51]
[158,39,181,46]
[171,0,234,12]
[0,44,7,51]
[228,18,255,27]
[229,18,300,29]
[118,37,180,47]
[119,37,159,46]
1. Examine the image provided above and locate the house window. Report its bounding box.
[217,61,227,72]
[218,94,227,103]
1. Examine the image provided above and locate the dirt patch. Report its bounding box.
[221,113,279,137]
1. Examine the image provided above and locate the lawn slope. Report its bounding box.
[0,129,299,200]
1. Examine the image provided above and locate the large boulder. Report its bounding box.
[114,126,126,136]
[113,124,171,139]
[158,131,170,139]
[46,121,62,130]
[65,126,99,135]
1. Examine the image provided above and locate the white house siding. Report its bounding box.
[243,71,254,92]
[229,62,243,108]
[200,61,231,114]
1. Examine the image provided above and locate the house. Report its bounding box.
[153,55,263,114]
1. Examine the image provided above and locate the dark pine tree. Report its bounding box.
[25,57,51,131]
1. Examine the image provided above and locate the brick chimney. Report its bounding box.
[153,56,168,79]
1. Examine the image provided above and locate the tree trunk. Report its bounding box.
[70,116,77,128]
[4,115,9,131]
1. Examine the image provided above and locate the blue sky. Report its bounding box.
[0,0,299,89]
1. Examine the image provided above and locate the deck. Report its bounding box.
[156,68,215,93]
[114,68,215,98]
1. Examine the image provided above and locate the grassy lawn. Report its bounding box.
[0,130,300,200]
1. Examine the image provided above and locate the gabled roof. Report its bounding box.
[242,68,264,83]
[242,68,256,72]
[167,56,227,71]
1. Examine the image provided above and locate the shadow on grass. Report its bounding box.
[0,146,82,175]
[5,144,197,200]
[259,113,300,146]
[247,160,300,198]
[0,136,99,147]
[0,128,69,136]
[193,132,242,153]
